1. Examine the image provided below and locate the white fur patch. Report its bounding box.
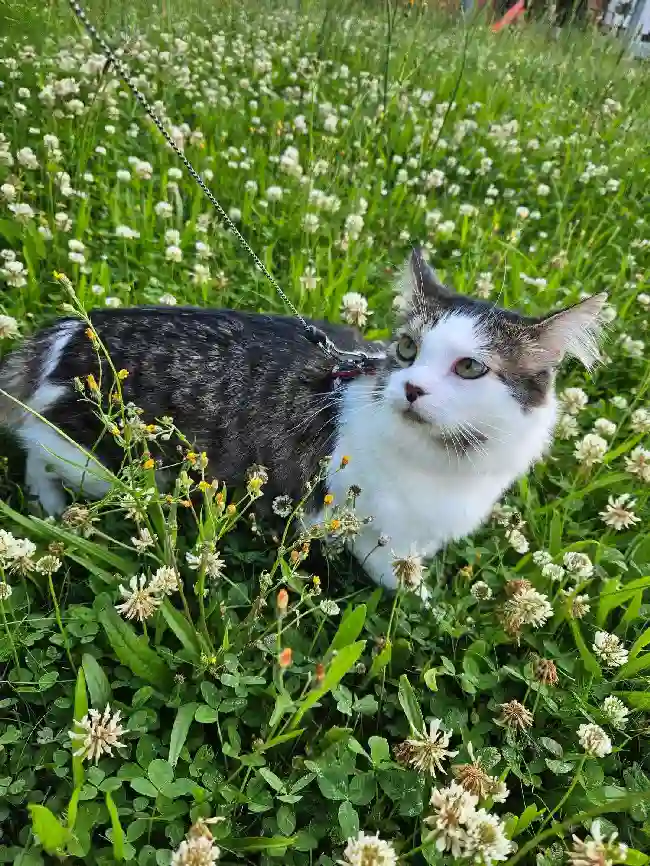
[11,320,113,515]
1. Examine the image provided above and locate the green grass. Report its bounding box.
[1,1,650,864]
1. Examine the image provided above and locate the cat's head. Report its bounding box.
[379,248,607,453]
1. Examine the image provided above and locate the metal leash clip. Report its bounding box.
[304,326,385,380]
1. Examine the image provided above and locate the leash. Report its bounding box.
[67,0,385,379]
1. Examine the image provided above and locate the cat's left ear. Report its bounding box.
[532,293,608,369]
[395,247,450,308]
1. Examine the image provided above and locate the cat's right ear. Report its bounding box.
[395,247,450,311]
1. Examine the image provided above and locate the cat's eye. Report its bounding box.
[396,335,418,365]
[453,357,489,380]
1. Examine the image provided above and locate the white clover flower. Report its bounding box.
[159,293,177,305]
[149,566,179,596]
[503,587,553,629]
[577,723,612,758]
[341,292,371,328]
[592,631,628,669]
[154,201,174,218]
[506,528,529,554]
[302,213,320,233]
[0,582,12,601]
[397,719,458,777]
[625,446,650,483]
[115,225,139,240]
[600,494,640,531]
[630,408,650,433]
[319,599,340,616]
[339,831,398,866]
[265,185,283,202]
[134,159,153,179]
[115,574,162,621]
[563,551,594,579]
[465,809,513,864]
[425,782,477,858]
[165,244,183,262]
[345,213,364,239]
[593,418,616,438]
[470,581,492,600]
[569,820,628,866]
[602,696,629,730]
[69,705,127,764]
[560,387,589,415]
[574,434,608,467]
[17,146,39,169]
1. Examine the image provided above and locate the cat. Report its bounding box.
[0,248,605,591]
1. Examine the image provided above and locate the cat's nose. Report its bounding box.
[404,382,426,404]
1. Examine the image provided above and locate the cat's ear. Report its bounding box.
[395,247,450,310]
[531,293,608,369]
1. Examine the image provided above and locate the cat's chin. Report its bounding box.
[399,406,427,426]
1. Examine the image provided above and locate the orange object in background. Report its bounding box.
[491,0,526,29]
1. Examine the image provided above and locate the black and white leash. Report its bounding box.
[67,0,385,378]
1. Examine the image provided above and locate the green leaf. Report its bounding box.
[195,705,219,724]
[348,772,376,806]
[28,804,71,855]
[317,765,349,801]
[72,668,88,790]
[368,736,390,766]
[629,627,650,661]
[398,674,425,735]
[424,668,437,691]
[81,654,112,710]
[66,787,81,831]
[168,703,198,769]
[615,691,650,710]
[625,851,650,866]
[338,801,359,838]
[97,604,172,691]
[259,767,286,793]
[160,600,203,662]
[130,777,159,798]
[366,639,391,682]
[329,604,367,653]
[291,641,365,728]
[105,792,125,861]
[148,759,173,791]
[597,576,650,627]
[276,804,296,836]
[225,836,297,852]
[545,759,575,774]
[616,653,650,681]
[512,804,543,837]
[570,620,603,680]
[257,730,304,751]
[539,737,563,758]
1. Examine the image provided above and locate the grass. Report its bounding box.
[1,0,650,863]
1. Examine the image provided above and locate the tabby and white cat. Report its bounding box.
[0,249,605,590]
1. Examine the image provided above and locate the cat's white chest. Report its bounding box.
[322,378,551,591]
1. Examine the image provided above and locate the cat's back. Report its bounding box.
[0,306,375,500]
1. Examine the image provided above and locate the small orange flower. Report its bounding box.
[86,373,99,392]
[340,455,350,467]
[324,493,334,506]
[143,458,155,470]
[315,662,325,682]
[226,503,236,516]
[181,499,192,508]
[329,519,341,531]
[278,647,292,668]
[277,589,289,616]
[186,451,197,465]
[290,550,300,564]
[85,327,97,341]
